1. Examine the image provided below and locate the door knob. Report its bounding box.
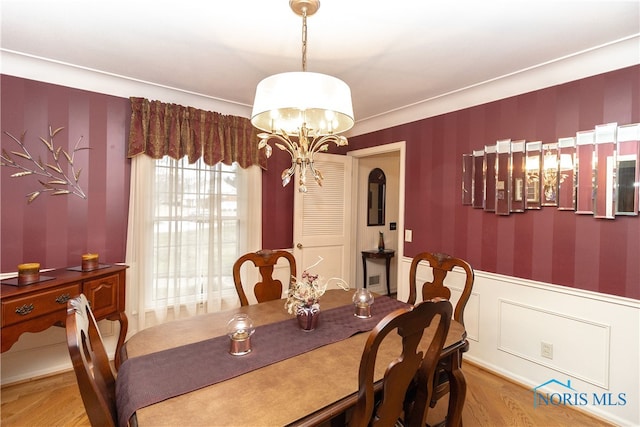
[297,243,303,249]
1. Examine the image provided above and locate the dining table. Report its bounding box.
[117,289,467,427]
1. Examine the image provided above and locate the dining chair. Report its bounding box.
[349,300,453,427]
[66,294,118,427]
[232,249,297,306]
[407,251,475,421]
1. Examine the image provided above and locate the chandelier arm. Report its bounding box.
[307,134,331,154]
[308,161,324,185]
[263,133,299,157]
[309,134,340,154]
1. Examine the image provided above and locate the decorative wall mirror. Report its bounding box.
[462,154,473,205]
[576,130,595,214]
[462,122,640,220]
[472,150,484,209]
[510,140,526,212]
[593,123,617,219]
[495,139,511,215]
[541,143,558,207]
[525,141,542,209]
[557,137,576,210]
[367,168,386,226]
[484,145,497,212]
[616,123,640,215]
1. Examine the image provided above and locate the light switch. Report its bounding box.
[404,229,412,242]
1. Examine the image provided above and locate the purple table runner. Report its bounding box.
[116,296,408,427]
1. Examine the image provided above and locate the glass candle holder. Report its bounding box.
[353,288,374,318]
[227,314,255,355]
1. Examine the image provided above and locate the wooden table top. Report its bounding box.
[122,289,466,426]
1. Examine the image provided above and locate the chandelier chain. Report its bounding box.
[301,7,308,72]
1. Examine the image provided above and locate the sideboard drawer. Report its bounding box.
[1,284,81,327]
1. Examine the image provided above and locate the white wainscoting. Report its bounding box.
[399,256,640,427]
[498,299,611,388]
[0,320,120,385]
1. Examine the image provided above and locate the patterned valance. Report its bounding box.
[127,97,266,169]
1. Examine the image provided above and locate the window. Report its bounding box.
[152,157,239,307]
[126,154,261,329]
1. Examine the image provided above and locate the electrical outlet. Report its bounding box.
[404,229,413,242]
[541,341,553,359]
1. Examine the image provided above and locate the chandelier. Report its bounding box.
[251,0,354,192]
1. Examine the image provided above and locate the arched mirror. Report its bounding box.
[367,168,386,226]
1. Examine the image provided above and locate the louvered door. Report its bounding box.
[293,153,353,288]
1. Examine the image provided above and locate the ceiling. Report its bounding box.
[1,0,639,134]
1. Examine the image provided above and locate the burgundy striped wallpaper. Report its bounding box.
[2,66,638,300]
[327,65,639,299]
[1,75,131,272]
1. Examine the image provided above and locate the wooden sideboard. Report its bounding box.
[1,264,128,367]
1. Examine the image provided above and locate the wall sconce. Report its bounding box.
[353,288,374,318]
[227,314,255,356]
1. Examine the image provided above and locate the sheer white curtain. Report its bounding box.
[125,154,261,332]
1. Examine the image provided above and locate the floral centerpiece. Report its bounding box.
[285,269,325,315]
[285,257,349,330]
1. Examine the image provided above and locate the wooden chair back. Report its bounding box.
[350,300,453,427]
[233,249,297,306]
[408,252,474,326]
[66,294,117,427]
[408,252,474,420]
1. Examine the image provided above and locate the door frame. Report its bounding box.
[347,141,406,294]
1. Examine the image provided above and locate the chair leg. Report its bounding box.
[445,352,466,427]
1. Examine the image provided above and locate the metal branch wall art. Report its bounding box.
[1,126,89,203]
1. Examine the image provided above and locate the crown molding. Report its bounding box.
[347,35,640,137]
[2,34,639,134]
[0,49,252,118]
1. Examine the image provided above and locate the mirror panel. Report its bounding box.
[484,145,497,212]
[541,143,558,206]
[576,130,595,214]
[616,123,640,215]
[462,154,473,205]
[472,150,484,209]
[525,141,542,209]
[557,137,576,210]
[495,139,511,215]
[510,140,526,212]
[367,168,386,226]
[593,123,617,219]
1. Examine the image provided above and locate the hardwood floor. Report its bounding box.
[1,370,88,426]
[1,362,614,426]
